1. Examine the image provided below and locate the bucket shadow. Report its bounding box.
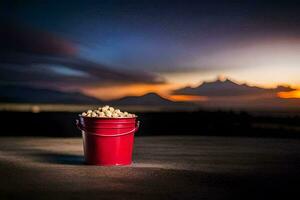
[33,152,84,165]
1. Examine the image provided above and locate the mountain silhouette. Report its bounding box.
[111,93,170,105]
[110,92,194,107]
[174,78,294,97]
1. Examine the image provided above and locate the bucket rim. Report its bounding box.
[78,114,138,119]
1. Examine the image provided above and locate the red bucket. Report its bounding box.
[76,115,139,166]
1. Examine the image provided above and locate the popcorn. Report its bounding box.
[102,105,109,111]
[105,111,112,117]
[112,113,119,118]
[82,112,87,116]
[81,106,136,118]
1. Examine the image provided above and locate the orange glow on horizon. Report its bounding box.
[81,83,185,101]
[80,77,300,102]
[168,95,208,102]
[278,90,300,99]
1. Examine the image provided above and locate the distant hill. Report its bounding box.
[173,78,299,109]
[0,85,102,104]
[174,78,293,96]
[110,92,195,107]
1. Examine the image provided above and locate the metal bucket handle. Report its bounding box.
[76,120,140,137]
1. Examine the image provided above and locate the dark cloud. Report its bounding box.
[0,22,77,56]
[0,54,165,87]
[0,23,165,89]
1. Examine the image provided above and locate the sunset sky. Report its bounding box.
[1,0,300,101]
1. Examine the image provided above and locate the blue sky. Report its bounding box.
[1,0,300,99]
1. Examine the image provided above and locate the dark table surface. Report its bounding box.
[1,136,300,200]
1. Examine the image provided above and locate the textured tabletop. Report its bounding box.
[1,136,300,200]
